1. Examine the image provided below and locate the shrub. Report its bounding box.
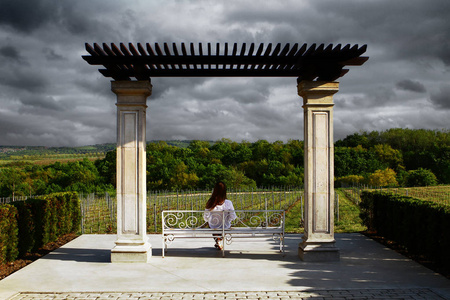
[335,175,364,187]
[11,201,35,256]
[11,192,81,254]
[0,204,19,264]
[406,168,438,187]
[360,191,450,273]
[367,168,398,187]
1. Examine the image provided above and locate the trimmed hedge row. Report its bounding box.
[0,192,81,263]
[0,204,19,264]
[360,191,450,272]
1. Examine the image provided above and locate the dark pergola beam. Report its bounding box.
[82,42,368,80]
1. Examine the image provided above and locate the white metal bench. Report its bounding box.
[162,210,285,257]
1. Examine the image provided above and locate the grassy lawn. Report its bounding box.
[284,198,304,233]
[334,189,366,233]
[283,189,366,234]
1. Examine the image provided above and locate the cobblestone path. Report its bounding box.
[8,288,448,299]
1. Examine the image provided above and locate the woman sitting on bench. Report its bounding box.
[204,181,237,250]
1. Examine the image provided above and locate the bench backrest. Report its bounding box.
[162,210,285,230]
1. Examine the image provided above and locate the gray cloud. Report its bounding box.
[18,95,65,112]
[0,0,57,33]
[430,84,450,109]
[396,80,426,93]
[0,71,48,93]
[43,48,65,61]
[0,45,22,61]
[0,0,449,146]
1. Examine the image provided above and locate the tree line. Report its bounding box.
[0,144,116,159]
[0,128,448,197]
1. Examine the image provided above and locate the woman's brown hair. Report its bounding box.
[205,181,227,210]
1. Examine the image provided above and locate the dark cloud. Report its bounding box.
[430,84,450,109]
[18,95,65,112]
[0,0,59,33]
[0,45,22,61]
[0,0,112,39]
[396,80,426,93]
[224,0,450,66]
[0,1,449,146]
[188,78,272,104]
[316,0,450,65]
[43,48,65,61]
[0,71,48,93]
[336,85,397,110]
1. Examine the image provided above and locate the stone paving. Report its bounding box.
[2,235,449,300]
[8,289,448,300]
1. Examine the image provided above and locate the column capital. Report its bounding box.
[111,80,152,96]
[297,81,339,105]
[112,80,152,107]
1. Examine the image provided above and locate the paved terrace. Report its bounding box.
[0,234,449,300]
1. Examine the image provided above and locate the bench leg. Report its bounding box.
[280,234,284,253]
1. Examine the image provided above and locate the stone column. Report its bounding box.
[111,80,152,263]
[298,80,340,261]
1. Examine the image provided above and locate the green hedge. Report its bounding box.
[11,192,81,255]
[0,204,19,264]
[360,191,450,272]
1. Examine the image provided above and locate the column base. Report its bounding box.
[111,238,152,263]
[298,240,340,262]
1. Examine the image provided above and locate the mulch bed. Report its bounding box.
[362,231,449,280]
[0,233,79,280]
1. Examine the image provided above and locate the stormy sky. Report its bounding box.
[0,0,449,147]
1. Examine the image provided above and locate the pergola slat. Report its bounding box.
[120,43,132,56]
[85,43,99,56]
[224,43,229,56]
[128,43,140,56]
[93,43,108,56]
[238,43,246,70]
[261,43,272,70]
[207,43,212,70]
[198,43,204,70]
[111,43,124,57]
[282,43,298,70]
[216,43,221,69]
[270,43,282,70]
[83,42,368,80]
[146,43,156,56]
[111,43,132,72]
[137,43,147,56]
[181,43,188,56]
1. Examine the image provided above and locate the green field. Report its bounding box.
[80,188,303,234]
[79,188,368,234]
[383,185,450,205]
[342,185,450,206]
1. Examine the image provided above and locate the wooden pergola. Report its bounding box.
[83,42,368,263]
[83,42,367,80]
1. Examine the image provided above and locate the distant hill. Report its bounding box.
[0,140,208,159]
[0,144,116,158]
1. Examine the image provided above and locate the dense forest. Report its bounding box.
[0,128,449,197]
